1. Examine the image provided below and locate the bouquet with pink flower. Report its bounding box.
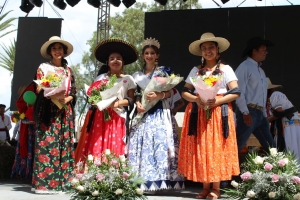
[190,71,223,119]
[131,72,183,126]
[69,149,146,200]
[224,148,300,199]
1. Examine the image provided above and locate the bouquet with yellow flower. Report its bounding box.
[190,72,223,119]
[34,65,68,109]
[10,111,25,123]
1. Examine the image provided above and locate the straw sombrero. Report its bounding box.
[189,32,230,56]
[267,78,282,89]
[40,36,73,59]
[94,39,138,65]
[242,37,273,57]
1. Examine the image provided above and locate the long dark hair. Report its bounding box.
[46,42,68,67]
[198,42,222,76]
[141,45,160,71]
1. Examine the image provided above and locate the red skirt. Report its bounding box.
[78,108,126,161]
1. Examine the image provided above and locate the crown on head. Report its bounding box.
[142,37,160,49]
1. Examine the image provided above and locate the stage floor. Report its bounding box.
[0,179,231,199]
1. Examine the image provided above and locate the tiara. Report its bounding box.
[142,37,160,49]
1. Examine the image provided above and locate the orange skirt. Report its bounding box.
[178,100,240,183]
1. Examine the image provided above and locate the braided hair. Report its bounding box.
[198,42,222,76]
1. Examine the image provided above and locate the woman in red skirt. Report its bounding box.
[77,39,138,161]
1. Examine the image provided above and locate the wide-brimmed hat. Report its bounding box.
[267,78,282,89]
[242,36,274,57]
[40,36,73,59]
[189,32,230,56]
[94,39,138,65]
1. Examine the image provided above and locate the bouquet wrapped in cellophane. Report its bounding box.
[190,72,223,119]
[131,73,183,126]
[34,68,67,109]
[85,74,123,121]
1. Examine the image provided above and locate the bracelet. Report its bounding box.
[161,92,166,100]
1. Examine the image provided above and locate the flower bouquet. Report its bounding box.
[69,149,147,200]
[190,72,223,119]
[34,68,67,109]
[131,73,183,126]
[223,148,300,200]
[10,111,25,123]
[85,74,120,121]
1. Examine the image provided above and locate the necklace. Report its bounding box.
[49,61,61,67]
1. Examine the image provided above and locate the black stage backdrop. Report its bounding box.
[10,17,62,110]
[145,5,300,111]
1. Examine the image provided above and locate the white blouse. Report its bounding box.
[185,65,238,94]
[270,91,293,110]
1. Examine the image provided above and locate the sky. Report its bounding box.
[0,0,299,117]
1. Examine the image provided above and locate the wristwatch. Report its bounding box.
[243,111,249,115]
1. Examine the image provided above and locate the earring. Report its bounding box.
[201,57,204,66]
[154,59,158,66]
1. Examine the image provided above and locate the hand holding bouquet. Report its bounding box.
[190,72,223,119]
[34,68,67,109]
[132,73,183,126]
[85,74,118,121]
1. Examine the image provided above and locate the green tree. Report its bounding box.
[82,0,201,76]
[0,38,15,74]
[0,10,17,39]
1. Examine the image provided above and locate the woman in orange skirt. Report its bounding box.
[178,32,240,199]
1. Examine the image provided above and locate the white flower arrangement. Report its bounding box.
[224,148,300,199]
[69,149,147,200]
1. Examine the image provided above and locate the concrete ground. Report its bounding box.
[0,179,231,200]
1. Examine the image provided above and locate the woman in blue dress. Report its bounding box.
[128,38,184,191]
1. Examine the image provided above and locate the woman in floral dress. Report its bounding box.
[77,39,138,161]
[178,33,240,199]
[128,38,185,191]
[32,36,76,193]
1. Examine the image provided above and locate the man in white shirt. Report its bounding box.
[0,104,12,141]
[235,37,275,153]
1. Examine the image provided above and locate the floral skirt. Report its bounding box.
[79,108,126,161]
[128,101,185,191]
[32,103,75,193]
[178,101,240,183]
[11,123,35,179]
